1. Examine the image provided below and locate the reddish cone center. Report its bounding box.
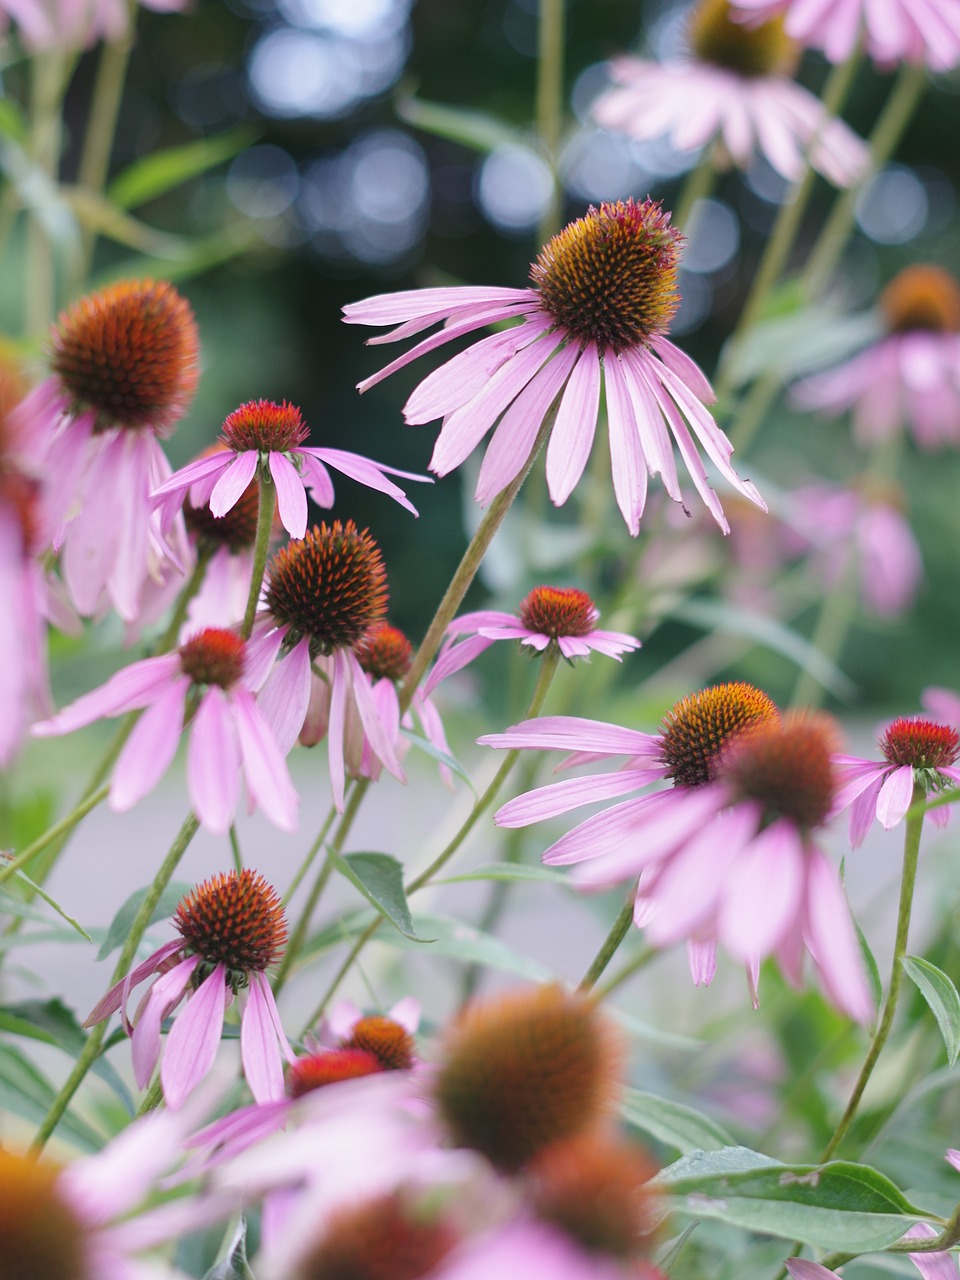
[174,869,287,981]
[880,265,960,335]
[881,717,960,770]
[219,399,309,454]
[687,0,797,77]
[0,1152,91,1280]
[531,199,682,354]
[184,445,259,551]
[342,1015,416,1070]
[286,1048,384,1098]
[354,623,413,682]
[659,682,780,788]
[294,1193,457,1280]
[178,628,246,689]
[518,586,598,638]
[719,711,840,831]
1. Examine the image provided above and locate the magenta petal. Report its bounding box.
[718,820,805,961]
[494,769,653,826]
[423,633,494,697]
[161,965,228,1110]
[233,688,299,832]
[545,343,601,505]
[131,957,197,1089]
[85,939,182,1028]
[109,678,189,811]
[804,847,873,1023]
[876,764,916,829]
[210,451,259,518]
[187,686,241,835]
[32,653,182,736]
[269,452,308,539]
[786,1260,837,1280]
[904,1223,957,1280]
[257,637,312,754]
[241,973,287,1103]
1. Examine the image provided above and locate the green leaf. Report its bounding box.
[334,852,427,941]
[655,1223,699,1275]
[203,1214,254,1280]
[399,728,477,795]
[655,1147,932,1251]
[395,92,525,154]
[8,871,91,940]
[855,918,883,1014]
[97,881,194,960]
[0,1042,104,1150]
[99,222,259,283]
[902,956,960,1066]
[108,128,257,209]
[376,912,553,982]
[622,1088,735,1153]
[726,304,881,387]
[433,861,570,886]
[0,98,25,142]
[62,186,195,257]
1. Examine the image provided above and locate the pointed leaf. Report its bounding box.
[108,128,257,209]
[8,871,91,939]
[902,956,960,1066]
[97,881,194,960]
[622,1087,735,1153]
[400,728,477,795]
[0,1042,104,1150]
[433,861,570,886]
[395,93,525,154]
[334,852,426,941]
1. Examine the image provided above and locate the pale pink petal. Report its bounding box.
[604,351,648,534]
[545,342,601,505]
[161,965,228,1109]
[32,653,182,735]
[479,715,660,757]
[876,764,916,829]
[257,637,313,753]
[347,651,405,782]
[84,940,182,1028]
[343,285,533,327]
[423,633,495,696]
[269,452,308,539]
[718,819,805,961]
[904,1223,957,1280]
[804,847,873,1023]
[131,956,198,1089]
[328,647,349,811]
[187,686,241,835]
[233,688,300,832]
[209,451,259,518]
[688,938,717,986]
[305,447,428,516]
[494,769,659,826]
[241,973,287,1103]
[110,678,190,811]
[786,1259,836,1280]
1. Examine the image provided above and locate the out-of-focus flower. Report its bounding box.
[86,870,294,1108]
[424,586,640,696]
[793,266,960,450]
[592,0,867,185]
[33,626,298,834]
[344,198,764,535]
[483,697,872,1019]
[787,1219,956,1280]
[256,520,405,811]
[152,399,429,541]
[833,716,960,846]
[0,0,188,52]
[12,279,197,621]
[733,0,960,69]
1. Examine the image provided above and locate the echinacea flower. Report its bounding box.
[591,0,867,185]
[152,398,430,540]
[12,279,197,621]
[423,586,640,696]
[0,0,187,51]
[833,716,960,847]
[733,0,960,70]
[32,626,298,834]
[344,198,765,535]
[483,695,872,1018]
[787,1217,955,1280]
[793,265,960,450]
[86,869,294,1108]
[255,520,405,810]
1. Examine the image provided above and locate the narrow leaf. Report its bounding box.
[0,1043,103,1150]
[97,881,193,960]
[622,1087,735,1153]
[395,93,525,154]
[10,870,91,939]
[399,728,477,795]
[62,186,193,257]
[108,128,257,209]
[902,956,960,1066]
[334,852,427,942]
[855,917,883,1013]
[433,862,570,886]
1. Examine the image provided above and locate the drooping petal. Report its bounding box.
[131,956,198,1090]
[209,450,259,519]
[876,764,916,829]
[161,964,228,1109]
[241,973,288,1103]
[269,451,309,539]
[479,715,661,758]
[188,686,241,835]
[233,687,299,832]
[109,677,190,811]
[257,636,313,753]
[32,653,182,735]
[804,846,873,1023]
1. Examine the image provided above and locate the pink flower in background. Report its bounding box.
[344,198,764,535]
[833,716,960,846]
[0,0,187,51]
[152,398,429,541]
[793,266,960,450]
[733,0,960,69]
[592,0,867,185]
[436,1220,664,1280]
[86,870,294,1109]
[787,1220,955,1280]
[33,626,298,834]
[424,586,640,697]
[923,686,960,730]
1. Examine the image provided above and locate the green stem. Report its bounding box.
[804,63,927,301]
[820,783,926,1162]
[673,149,718,233]
[536,0,566,245]
[25,52,68,335]
[593,943,657,1000]
[577,892,636,994]
[284,803,338,905]
[134,1075,164,1118]
[229,825,243,873]
[74,34,134,284]
[0,784,110,889]
[242,468,277,640]
[31,810,200,1154]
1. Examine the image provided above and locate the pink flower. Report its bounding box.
[14,280,198,622]
[733,0,960,69]
[592,0,867,185]
[833,716,960,847]
[255,521,405,811]
[793,266,960,450]
[437,1220,664,1280]
[423,586,640,696]
[0,0,187,51]
[32,626,298,834]
[787,1220,956,1280]
[482,698,872,1019]
[152,398,430,541]
[344,198,764,535]
[0,468,51,764]
[86,870,294,1108]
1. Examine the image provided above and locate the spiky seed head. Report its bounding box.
[433,984,622,1172]
[174,869,287,989]
[880,265,960,335]
[49,279,199,434]
[0,1151,90,1280]
[342,1015,416,1071]
[719,710,840,831]
[178,628,246,689]
[532,199,682,355]
[219,399,309,454]
[529,1131,659,1260]
[687,0,797,77]
[354,623,413,683]
[184,444,260,552]
[881,717,960,770]
[659,682,780,788]
[265,520,389,657]
[286,1048,384,1098]
[293,1192,458,1280]
[518,586,598,639]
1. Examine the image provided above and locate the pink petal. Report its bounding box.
[786,1260,837,1280]
[328,647,349,811]
[210,451,259,518]
[347,650,405,782]
[423,633,495,696]
[241,973,287,1103]
[479,715,660,757]
[233,688,299,832]
[32,654,182,735]
[545,343,601,505]
[494,768,657,826]
[717,819,805,961]
[876,764,916,829]
[84,939,182,1028]
[269,452,308,539]
[131,956,197,1089]
[687,938,717,986]
[804,847,873,1023]
[187,686,241,835]
[161,965,228,1110]
[110,678,190,811]
[257,637,313,754]
[904,1223,957,1280]
[604,351,648,535]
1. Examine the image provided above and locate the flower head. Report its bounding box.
[590,0,866,185]
[425,586,640,695]
[833,715,960,847]
[793,264,960,450]
[344,197,764,535]
[33,626,298,834]
[152,397,430,539]
[0,0,189,52]
[87,869,294,1108]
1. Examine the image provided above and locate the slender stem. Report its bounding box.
[75,34,134,284]
[284,803,338,905]
[673,149,717,233]
[25,52,67,335]
[135,1076,164,1118]
[593,944,657,1000]
[536,0,566,245]
[31,811,200,1153]
[788,549,859,709]
[577,892,636,994]
[804,63,927,301]
[0,784,110,889]
[820,783,926,1162]
[229,825,243,873]
[242,468,276,640]
[400,414,555,716]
